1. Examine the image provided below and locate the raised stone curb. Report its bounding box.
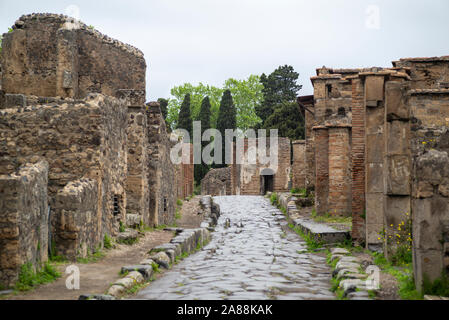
[328,247,378,300]
[80,196,220,299]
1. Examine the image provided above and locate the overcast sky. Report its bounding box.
[1,0,448,101]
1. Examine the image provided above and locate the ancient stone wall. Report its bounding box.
[299,95,316,191]
[0,160,49,288]
[147,102,176,226]
[291,140,306,190]
[0,94,127,249]
[1,14,145,101]
[201,167,231,196]
[52,178,99,260]
[412,149,449,292]
[393,56,449,90]
[126,106,149,225]
[231,137,291,195]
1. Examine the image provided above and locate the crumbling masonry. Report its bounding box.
[302,56,449,292]
[0,14,193,287]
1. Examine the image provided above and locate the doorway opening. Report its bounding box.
[260,168,275,195]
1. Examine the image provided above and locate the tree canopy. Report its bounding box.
[165,75,262,132]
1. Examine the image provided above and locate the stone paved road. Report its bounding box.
[136,196,334,300]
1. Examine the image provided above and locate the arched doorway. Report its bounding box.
[260,168,275,195]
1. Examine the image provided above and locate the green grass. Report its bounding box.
[270,193,278,206]
[176,199,183,206]
[76,248,105,264]
[289,223,324,251]
[119,221,126,233]
[14,262,61,292]
[422,273,449,298]
[291,188,307,196]
[370,251,423,300]
[311,210,352,225]
[103,234,113,249]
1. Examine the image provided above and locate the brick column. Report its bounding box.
[351,77,366,241]
[314,127,329,215]
[328,126,352,216]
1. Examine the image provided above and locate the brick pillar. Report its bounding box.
[314,127,329,215]
[328,126,352,216]
[351,78,366,241]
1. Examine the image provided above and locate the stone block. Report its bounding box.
[386,121,410,155]
[4,94,26,108]
[386,81,409,120]
[107,285,125,297]
[114,277,136,289]
[365,193,383,225]
[126,271,144,284]
[365,76,384,103]
[386,155,411,195]
[121,265,153,280]
[366,163,384,193]
[150,251,170,269]
[366,134,384,163]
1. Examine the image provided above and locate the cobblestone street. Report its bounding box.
[136,196,334,300]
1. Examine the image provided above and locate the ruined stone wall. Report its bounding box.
[201,167,231,196]
[147,103,176,226]
[231,138,291,195]
[52,178,99,260]
[0,161,48,288]
[393,56,449,90]
[302,98,316,191]
[291,140,306,190]
[408,90,449,290]
[1,14,145,100]
[126,106,149,225]
[412,149,449,292]
[0,94,127,246]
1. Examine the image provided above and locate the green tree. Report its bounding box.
[223,75,263,131]
[263,101,305,140]
[176,94,192,140]
[157,98,169,120]
[215,90,236,168]
[166,75,263,131]
[195,96,212,183]
[256,65,302,126]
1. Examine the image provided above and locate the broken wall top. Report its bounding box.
[1,13,146,101]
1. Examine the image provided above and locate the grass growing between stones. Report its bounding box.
[288,223,324,251]
[311,209,352,226]
[14,262,61,292]
[370,251,423,300]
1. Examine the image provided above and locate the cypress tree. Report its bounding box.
[176,94,192,140]
[195,96,212,183]
[215,90,236,167]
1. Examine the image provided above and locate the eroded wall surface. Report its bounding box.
[0,161,49,287]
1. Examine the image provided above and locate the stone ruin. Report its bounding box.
[200,55,449,292]
[201,137,307,196]
[302,56,449,291]
[0,14,194,288]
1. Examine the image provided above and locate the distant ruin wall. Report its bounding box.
[0,160,49,288]
[1,14,145,101]
[147,103,176,226]
[291,140,306,190]
[201,167,231,196]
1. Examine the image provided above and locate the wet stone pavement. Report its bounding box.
[136,196,334,300]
